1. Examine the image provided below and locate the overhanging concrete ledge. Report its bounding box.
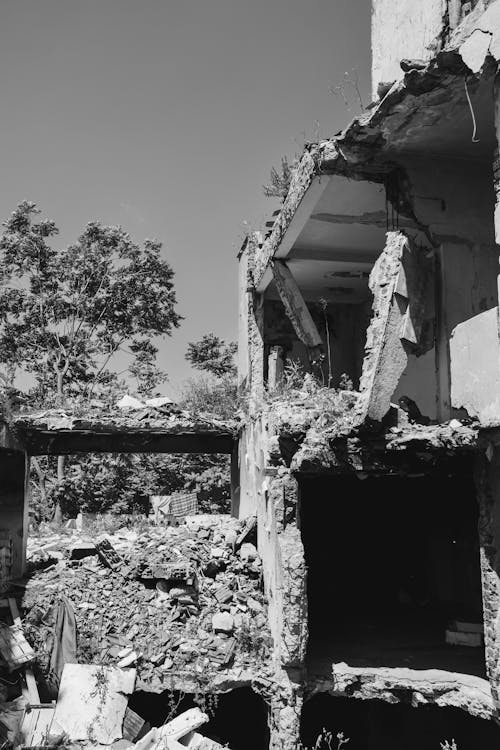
[309,662,494,720]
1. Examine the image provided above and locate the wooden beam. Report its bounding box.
[18,430,235,456]
[271,260,323,349]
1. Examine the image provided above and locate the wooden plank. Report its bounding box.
[8,597,39,703]
[271,260,323,350]
[20,705,55,747]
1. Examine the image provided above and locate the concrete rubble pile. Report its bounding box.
[20,514,270,691]
[0,515,270,749]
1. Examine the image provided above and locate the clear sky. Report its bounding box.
[0,0,371,398]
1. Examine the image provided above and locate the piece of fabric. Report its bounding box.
[46,594,77,697]
[169,492,198,518]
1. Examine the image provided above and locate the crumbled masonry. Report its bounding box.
[21,515,272,693]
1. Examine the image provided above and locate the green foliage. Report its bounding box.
[180,373,239,420]
[30,451,232,522]
[262,156,297,200]
[0,201,181,402]
[185,333,237,378]
[51,454,153,518]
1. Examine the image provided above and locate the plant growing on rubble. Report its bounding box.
[330,67,365,112]
[299,729,350,750]
[262,156,297,200]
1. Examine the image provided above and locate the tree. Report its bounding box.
[180,334,239,515]
[185,333,237,378]
[0,201,181,520]
[0,201,181,404]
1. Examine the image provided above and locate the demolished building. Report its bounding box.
[5,1,500,748]
[235,0,500,746]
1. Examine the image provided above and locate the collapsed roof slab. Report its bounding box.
[9,413,236,455]
[254,6,500,293]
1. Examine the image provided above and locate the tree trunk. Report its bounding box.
[53,455,65,524]
[53,362,67,523]
[56,368,64,406]
[31,457,48,522]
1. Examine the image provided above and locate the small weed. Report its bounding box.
[299,729,350,750]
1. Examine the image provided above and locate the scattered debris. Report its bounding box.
[20,515,271,693]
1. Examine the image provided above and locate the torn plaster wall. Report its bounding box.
[371,0,447,98]
[0,451,30,581]
[399,157,498,421]
[475,446,500,715]
[450,307,500,423]
[237,418,264,520]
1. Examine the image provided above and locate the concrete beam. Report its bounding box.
[254,172,331,292]
[311,210,414,229]
[271,261,323,351]
[288,248,374,264]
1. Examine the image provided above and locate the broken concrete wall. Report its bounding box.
[0,451,29,582]
[401,156,498,421]
[371,0,447,98]
[238,414,308,671]
[451,307,500,424]
[359,231,435,422]
[475,444,500,715]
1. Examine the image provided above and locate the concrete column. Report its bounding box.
[475,445,500,714]
[268,346,285,391]
[269,676,303,750]
[237,235,264,406]
[0,450,29,583]
[230,439,240,518]
[265,472,308,669]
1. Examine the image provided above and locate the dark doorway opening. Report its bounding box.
[300,694,500,750]
[129,687,270,750]
[299,470,486,677]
